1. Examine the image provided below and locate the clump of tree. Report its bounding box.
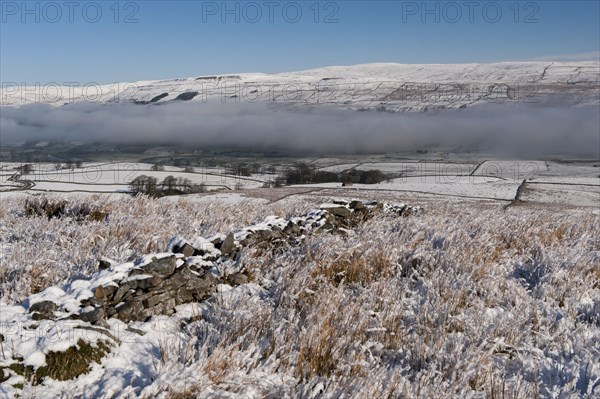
[341,169,389,185]
[130,175,158,194]
[173,158,193,167]
[129,175,206,197]
[263,177,285,188]
[281,163,339,185]
[16,164,34,175]
[225,162,263,177]
[227,164,252,177]
[277,162,389,185]
[53,161,83,170]
[151,163,165,171]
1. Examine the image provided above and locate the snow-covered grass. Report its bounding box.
[0,194,301,303]
[293,176,520,200]
[0,193,599,398]
[521,183,600,208]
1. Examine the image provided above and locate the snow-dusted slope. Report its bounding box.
[278,62,599,83]
[2,62,599,111]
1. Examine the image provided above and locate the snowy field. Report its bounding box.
[0,190,598,398]
[0,162,268,194]
[294,176,520,201]
[1,160,598,207]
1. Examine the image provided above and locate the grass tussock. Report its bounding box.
[1,340,110,387]
[23,196,109,222]
[33,339,110,384]
[311,250,395,286]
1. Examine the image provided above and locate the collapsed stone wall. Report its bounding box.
[26,200,421,325]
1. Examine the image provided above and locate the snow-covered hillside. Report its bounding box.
[2,62,598,111]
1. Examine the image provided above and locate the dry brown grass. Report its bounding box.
[295,313,337,379]
[311,250,395,287]
[28,264,53,295]
[163,389,200,399]
[204,346,234,385]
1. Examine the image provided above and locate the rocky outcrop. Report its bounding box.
[175,91,199,101]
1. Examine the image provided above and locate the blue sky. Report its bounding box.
[1,1,599,84]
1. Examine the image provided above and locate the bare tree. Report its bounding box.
[161,175,177,191]
[130,175,158,195]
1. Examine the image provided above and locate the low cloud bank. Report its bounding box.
[1,101,598,157]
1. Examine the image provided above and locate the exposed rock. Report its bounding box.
[29,300,58,319]
[29,300,57,314]
[173,242,195,257]
[135,275,162,291]
[103,284,118,299]
[367,201,383,211]
[116,300,145,322]
[131,255,177,278]
[167,265,191,289]
[227,273,249,286]
[240,233,256,247]
[112,284,133,303]
[210,235,224,248]
[32,312,53,321]
[175,91,198,101]
[174,240,220,261]
[94,285,106,302]
[174,287,194,304]
[332,228,349,237]
[349,200,365,210]
[150,298,176,317]
[254,229,274,242]
[283,221,301,236]
[149,92,169,103]
[321,205,352,219]
[98,258,113,271]
[321,221,334,230]
[173,265,215,294]
[79,307,106,325]
[271,226,284,239]
[220,233,236,256]
[141,292,171,309]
